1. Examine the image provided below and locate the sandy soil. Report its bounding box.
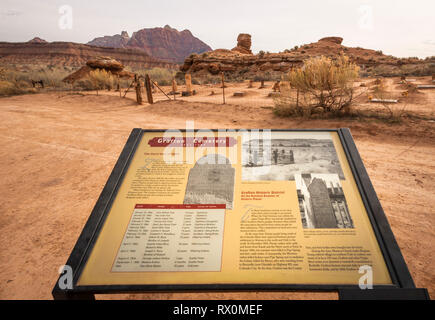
[0,86,434,300]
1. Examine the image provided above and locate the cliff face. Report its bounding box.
[87,31,130,48]
[181,36,433,78]
[87,25,212,63]
[0,41,177,69]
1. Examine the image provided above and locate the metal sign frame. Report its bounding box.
[52,128,429,300]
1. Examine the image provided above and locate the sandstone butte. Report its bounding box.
[88,25,212,63]
[180,34,434,78]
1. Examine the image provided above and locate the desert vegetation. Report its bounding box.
[131,67,176,86]
[0,65,72,96]
[0,64,178,96]
[274,55,359,117]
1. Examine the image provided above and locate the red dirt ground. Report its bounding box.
[0,91,433,299]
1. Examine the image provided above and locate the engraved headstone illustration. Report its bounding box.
[184,154,235,209]
[296,173,353,229]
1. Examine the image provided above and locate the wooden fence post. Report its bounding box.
[221,72,225,104]
[185,73,192,93]
[144,74,153,104]
[117,75,121,98]
[135,75,143,105]
[296,89,299,108]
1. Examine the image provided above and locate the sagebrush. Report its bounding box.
[274,55,359,117]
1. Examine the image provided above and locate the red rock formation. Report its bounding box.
[181,36,431,78]
[127,25,212,63]
[63,56,136,83]
[231,34,252,54]
[88,31,130,48]
[87,25,212,63]
[318,37,343,44]
[0,41,177,70]
[27,37,48,44]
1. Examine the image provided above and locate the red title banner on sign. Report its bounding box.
[148,136,237,147]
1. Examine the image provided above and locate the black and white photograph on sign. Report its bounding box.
[242,135,344,181]
[184,154,235,209]
[295,173,353,229]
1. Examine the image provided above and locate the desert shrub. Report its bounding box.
[258,51,265,58]
[0,66,71,90]
[74,79,95,91]
[274,55,359,116]
[139,67,176,86]
[175,71,185,82]
[0,80,28,96]
[88,69,115,94]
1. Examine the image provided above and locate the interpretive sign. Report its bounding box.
[53,129,428,300]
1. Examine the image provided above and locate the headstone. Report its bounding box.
[268,92,281,98]
[259,80,265,89]
[184,154,235,209]
[272,81,280,92]
[233,91,245,97]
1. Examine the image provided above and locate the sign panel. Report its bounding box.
[75,130,394,287]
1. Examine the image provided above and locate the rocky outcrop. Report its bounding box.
[318,37,343,44]
[87,25,212,63]
[0,41,177,69]
[181,36,432,79]
[28,37,48,44]
[86,56,124,71]
[87,31,130,48]
[231,34,252,54]
[63,56,135,83]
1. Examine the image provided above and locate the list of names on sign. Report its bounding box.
[112,204,226,272]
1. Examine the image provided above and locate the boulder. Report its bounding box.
[86,56,124,71]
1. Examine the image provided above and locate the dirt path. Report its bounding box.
[0,92,433,299]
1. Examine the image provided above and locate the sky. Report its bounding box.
[0,0,434,58]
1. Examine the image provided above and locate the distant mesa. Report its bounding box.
[0,40,177,70]
[87,25,212,63]
[27,37,47,43]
